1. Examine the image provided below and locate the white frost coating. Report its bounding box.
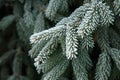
[66,24,78,59]
[34,56,43,73]
[34,38,57,64]
[98,2,114,25]
[30,25,66,44]
[77,1,114,38]
[77,3,99,38]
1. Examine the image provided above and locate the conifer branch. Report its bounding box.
[96,27,111,80]
[34,37,57,63]
[59,36,66,53]
[34,12,45,33]
[23,11,34,28]
[97,27,110,51]
[66,25,78,59]
[30,25,66,44]
[13,48,23,75]
[17,19,32,48]
[42,57,69,80]
[45,0,68,21]
[29,40,48,58]
[77,1,100,38]
[81,35,94,50]
[79,49,93,70]
[35,53,64,73]
[95,52,111,80]
[1,0,120,80]
[113,0,120,15]
[110,48,120,70]
[98,2,114,26]
[72,56,88,80]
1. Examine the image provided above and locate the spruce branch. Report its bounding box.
[1,0,120,80]
[23,11,34,28]
[30,3,95,59]
[59,36,66,53]
[81,35,94,50]
[113,0,120,15]
[17,19,32,48]
[23,0,34,36]
[42,57,69,80]
[27,0,119,80]
[96,26,112,80]
[66,25,78,59]
[95,52,111,80]
[34,37,57,63]
[98,2,114,26]
[72,56,88,80]
[30,17,68,44]
[30,3,91,59]
[30,25,65,44]
[110,64,120,80]
[77,1,114,38]
[35,53,64,73]
[13,54,22,75]
[79,49,93,70]
[110,48,120,70]
[97,27,110,51]
[34,12,45,33]
[29,12,46,58]
[77,1,100,38]
[29,40,48,58]
[45,0,68,21]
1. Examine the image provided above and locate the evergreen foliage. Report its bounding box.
[0,0,120,80]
